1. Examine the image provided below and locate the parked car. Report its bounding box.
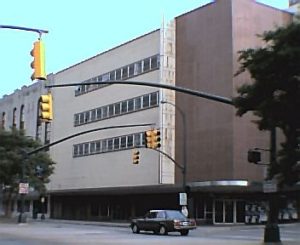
[131,209,197,236]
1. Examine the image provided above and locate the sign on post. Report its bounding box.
[263,180,277,193]
[18,183,29,194]
[179,192,187,206]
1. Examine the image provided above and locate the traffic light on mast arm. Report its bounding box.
[145,129,161,149]
[132,149,140,164]
[39,93,53,122]
[30,40,46,81]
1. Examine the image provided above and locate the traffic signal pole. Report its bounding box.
[0,25,48,35]
[25,123,154,156]
[46,80,233,106]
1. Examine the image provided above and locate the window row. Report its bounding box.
[73,132,145,157]
[74,91,159,126]
[75,54,160,96]
[1,105,25,130]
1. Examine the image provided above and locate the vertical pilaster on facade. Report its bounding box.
[159,19,176,184]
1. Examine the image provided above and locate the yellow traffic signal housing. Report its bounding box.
[132,149,140,164]
[145,130,154,148]
[39,93,53,122]
[31,40,46,81]
[145,129,161,149]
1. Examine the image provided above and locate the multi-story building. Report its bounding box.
[1,0,298,224]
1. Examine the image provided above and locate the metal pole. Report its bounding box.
[264,127,280,242]
[40,196,45,220]
[161,100,189,216]
[46,80,233,106]
[0,25,49,34]
[18,151,27,223]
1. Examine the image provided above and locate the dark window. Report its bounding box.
[90,142,96,154]
[84,143,89,155]
[122,67,128,79]
[91,109,96,121]
[73,145,79,156]
[135,97,141,110]
[12,108,17,128]
[97,75,102,82]
[114,138,120,150]
[134,133,141,146]
[116,69,121,80]
[102,139,107,152]
[79,113,84,124]
[78,144,83,155]
[96,141,101,152]
[114,103,121,115]
[142,95,150,108]
[121,101,127,113]
[127,135,133,148]
[110,71,116,81]
[102,106,108,118]
[102,73,109,81]
[120,136,127,149]
[150,92,158,106]
[135,62,142,75]
[108,105,114,117]
[84,111,90,123]
[128,99,134,112]
[1,112,6,129]
[151,55,158,69]
[143,58,150,72]
[20,105,25,130]
[96,108,102,120]
[128,64,134,77]
[107,139,113,151]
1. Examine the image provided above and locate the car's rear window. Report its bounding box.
[165,210,185,219]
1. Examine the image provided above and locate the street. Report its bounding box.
[0,220,299,245]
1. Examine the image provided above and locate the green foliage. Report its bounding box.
[0,128,55,194]
[234,22,300,186]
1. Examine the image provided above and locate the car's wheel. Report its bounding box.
[159,225,167,235]
[132,224,140,234]
[180,230,189,236]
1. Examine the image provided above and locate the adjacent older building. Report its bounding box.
[1,0,298,224]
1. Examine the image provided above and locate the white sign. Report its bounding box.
[19,183,29,194]
[263,180,277,193]
[179,192,187,206]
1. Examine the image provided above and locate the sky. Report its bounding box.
[0,0,290,98]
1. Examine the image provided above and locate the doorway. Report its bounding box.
[214,199,245,224]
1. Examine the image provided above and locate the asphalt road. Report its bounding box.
[0,220,299,245]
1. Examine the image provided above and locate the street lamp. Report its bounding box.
[161,100,188,212]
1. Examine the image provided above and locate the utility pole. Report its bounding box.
[264,127,280,242]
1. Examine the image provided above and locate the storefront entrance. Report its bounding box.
[214,200,245,224]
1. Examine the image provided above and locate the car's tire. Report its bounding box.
[132,224,140,234]
[159,225,167,235]
[180,230,189,236]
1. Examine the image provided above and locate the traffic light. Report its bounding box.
[145,129,161,149]
[30,40,46,81]
[132,149,140,164]
[39,93,53,122]
[35,165,44,179]
[247,150,261,164]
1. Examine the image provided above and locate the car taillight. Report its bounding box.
[190,219,196,226]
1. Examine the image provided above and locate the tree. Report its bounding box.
[0,128,55,217]
[233,22,300,187]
